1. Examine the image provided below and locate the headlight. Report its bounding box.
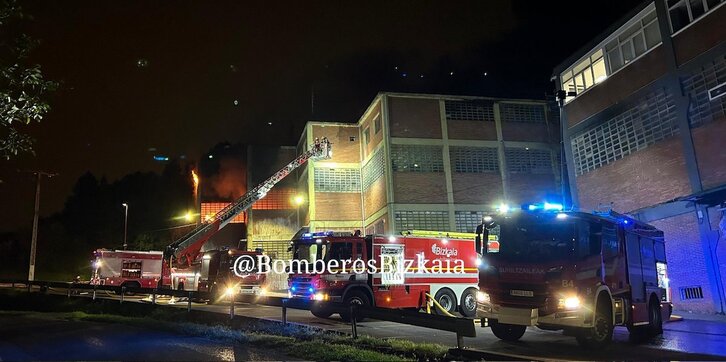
[477,291,491,303]
[259,288,267,296]
[313,293,327,301]
[559,296,581,310]
[224,287,236,297]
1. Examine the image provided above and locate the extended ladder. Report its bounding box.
[166,137,331,266]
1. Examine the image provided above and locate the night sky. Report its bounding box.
[0,0,640,231]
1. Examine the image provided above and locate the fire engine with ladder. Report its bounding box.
[476,202,672,348]
[92,138,332,300]
[287,229,480,321]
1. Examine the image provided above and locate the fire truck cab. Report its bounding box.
[476,204,672,347]
[288,230,480,321]
[196,248,266,301]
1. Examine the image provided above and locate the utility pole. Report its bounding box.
[26,170,57,281]
[122,203,129,250]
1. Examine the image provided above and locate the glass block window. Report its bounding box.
[681,55,726,128]
[394,211,449,232]
[500,103,546,123]
[571,89,678,175]
[391,145,444,172]
[505,148,553,174]
[314,167,361,192]
[445,100,495,121]
[362,149,385,190]
[455,211,485,233]
[450,146,499,173]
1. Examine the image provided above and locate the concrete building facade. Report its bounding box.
[553,1,726,313]
[297,92,561,236]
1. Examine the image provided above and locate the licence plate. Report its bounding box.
[239,288,257,294]
[510,289,534,297]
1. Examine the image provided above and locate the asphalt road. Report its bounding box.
[7,285,726,361]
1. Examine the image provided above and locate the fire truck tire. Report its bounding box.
[433,288,457,316]
[119,282,140,295]
[647,298,663,336]
[577,299,613,348]
[311,304,334,319]
[459,288,478,318]
[340,290,371,322]
[490,321,526,341]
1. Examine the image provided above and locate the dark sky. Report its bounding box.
[0,0,640,231]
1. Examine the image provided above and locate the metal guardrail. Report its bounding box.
[0,279,477,349]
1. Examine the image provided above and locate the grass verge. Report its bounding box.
[0,292,449,361]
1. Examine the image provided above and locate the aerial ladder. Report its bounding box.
[164,137,331,269]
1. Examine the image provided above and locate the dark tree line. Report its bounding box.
[0,160,194,280]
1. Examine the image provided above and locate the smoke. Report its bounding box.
[209,158,247,200]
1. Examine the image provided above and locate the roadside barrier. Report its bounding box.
[0,279,477,349]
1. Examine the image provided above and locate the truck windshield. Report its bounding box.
[293,243,327,263]
[492,221,576,262]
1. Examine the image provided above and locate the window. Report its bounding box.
[328,242,353,261]
[499,103,546,123]
[395,211,449,232]
[570,88,678,175]
[445,100,495,121]
[450,146,499,173]
[363,127,370,145]
[373,114,382,134]
[602,223,619,258]
[505,148,553,174]
[455,211,485,233]
[667,0,724,33]
[390,145,444,172]
[562,50,608,102]
[561,8,661,102]
[362,149,385,190]
[314,168,361,192]
[605,10,661,74]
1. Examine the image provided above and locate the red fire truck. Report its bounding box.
[476,203,672,347]
[91,138,331,301]
[288,230,480,321]
[91,249,163,289]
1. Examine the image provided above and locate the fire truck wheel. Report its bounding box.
[647,298,663,336]
[459,288,478,318]
[433,289,457,316]
[577,301,613,348]
[311,304,334,319]
[340,290,371,322]
[490,321,526,341]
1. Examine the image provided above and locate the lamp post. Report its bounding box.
[27,171,57,281]
[293,195,305,228]
[122,203,128,250]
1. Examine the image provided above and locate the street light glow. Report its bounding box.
[293,195,305,206]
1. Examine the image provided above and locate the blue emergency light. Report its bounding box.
[522,202,564,212]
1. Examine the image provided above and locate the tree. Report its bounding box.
[0,0,56,159]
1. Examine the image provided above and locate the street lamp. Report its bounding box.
[292,195,305,228]
[122,203,128,250]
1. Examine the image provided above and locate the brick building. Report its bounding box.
[553,1,726,313]
[296,92,561,236]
